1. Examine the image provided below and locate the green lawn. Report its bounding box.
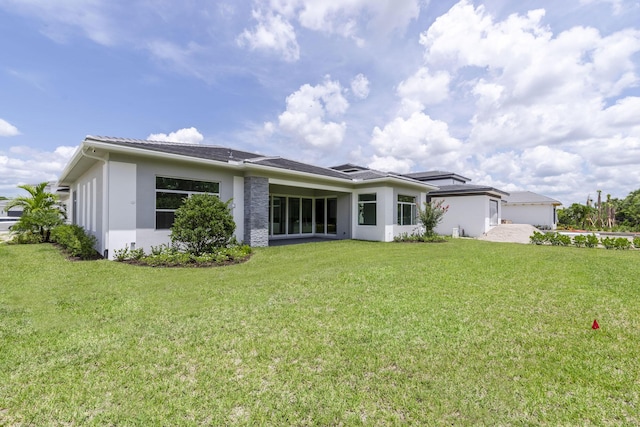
[1,240,639,425]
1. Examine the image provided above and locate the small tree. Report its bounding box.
[170,194,236,255]
[6,182,66,242]
[418,199,449,237]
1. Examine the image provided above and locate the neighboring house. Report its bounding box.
[502,191,562,230]
[0,200,22,233]
[405,172,509,237]
[57,136,438,259]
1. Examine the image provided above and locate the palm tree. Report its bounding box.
[6,182,66,242]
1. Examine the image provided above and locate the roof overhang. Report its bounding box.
[58,137,438,193]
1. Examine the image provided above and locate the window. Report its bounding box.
[358,193,377,226]
[397,195,417,226]
[156,177,219,229]
[314,197,337,234]
[490,199,499,226]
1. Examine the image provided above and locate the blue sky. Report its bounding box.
[1,0,639,205]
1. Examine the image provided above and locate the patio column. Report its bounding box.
[244,176,269,247]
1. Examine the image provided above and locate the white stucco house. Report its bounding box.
[405,171,509,237]
[56,136,563,258]
[502,191,562,230]
[57,136,441,259]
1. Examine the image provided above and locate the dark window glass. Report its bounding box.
[358,194,376,225]
[156,211,175,230]
[156,192,187,209]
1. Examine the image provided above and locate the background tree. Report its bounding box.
[616,189,640,229]
[418,199,449,237]
[6,182,66,242]
[557,203,595,230]
[170,194,235,255]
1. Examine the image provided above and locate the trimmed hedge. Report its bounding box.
[50,224,99,260]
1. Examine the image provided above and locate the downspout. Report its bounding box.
[80,146,110,258]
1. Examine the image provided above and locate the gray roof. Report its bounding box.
[404,170,471,183]
[82,136,430,185]
[428,184,509,197]
[504,191,562,205]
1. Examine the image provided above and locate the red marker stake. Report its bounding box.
[592,319,599,330]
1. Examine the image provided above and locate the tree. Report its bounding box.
[170,194,236,255]
[616,189,640,229]
[557,203,594,230]
[6,182,66,242]
[418,199,449,237]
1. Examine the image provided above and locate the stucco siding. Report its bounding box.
[503,204,556,229]
[72,160,105,254]
[434,195,499,237]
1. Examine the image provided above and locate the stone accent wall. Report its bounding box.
[244,176,269,247]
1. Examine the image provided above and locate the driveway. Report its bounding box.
[477,224,539,244]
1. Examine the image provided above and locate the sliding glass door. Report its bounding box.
[271,195,337,237]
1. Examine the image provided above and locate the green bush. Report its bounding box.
[601,237,616,250]
[548,232,571,246]
[633,236,640,249]
[170,194,236,255]
[572,234,587,247]
[585,234,599,248]
[50,224,98,259]
[529,231,547,245]
[394,232,447,243]
[614,237,631,250]
[8,231,43,245]
[113,243,252,267]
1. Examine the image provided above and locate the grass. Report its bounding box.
[1,239,639,425]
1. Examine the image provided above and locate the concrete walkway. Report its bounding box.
[477,224,539,244]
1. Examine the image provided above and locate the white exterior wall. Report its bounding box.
[434,195,501,237]
[71,161,105,253]
[106,161,137,259]
[233,176,245,243]
[352,186,392,242]
[117,155,241,254]
[503,204,557,229]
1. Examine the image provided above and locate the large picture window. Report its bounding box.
[156,177,219,229]
[397,195,417,226]
[358,193,377,226]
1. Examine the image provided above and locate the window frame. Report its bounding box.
[155,176,220,230]
[397,194,417,226]
[358,193,377,226]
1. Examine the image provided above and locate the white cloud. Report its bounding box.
[148,127,204,144]
[239,0,422,55]
[350,74,370,99]
[237,10,300,62]
[0,145,77,195]
[0,118,20,137]
[397,67,451,114]
[369,111,465,171]
[277,77,349,149]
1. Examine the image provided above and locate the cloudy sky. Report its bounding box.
[1,0,639,204]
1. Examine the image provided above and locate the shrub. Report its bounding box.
[614,237,631,250]
[394,232,447,243]
[530,231,547,245]
[601,237,616,250]
[548,232,571,246]
[113,243,252,267]
[572,234,587,247]
[50,224,98,260]
[8,231,43,245]
[170,194,236,255]
[585,234,599,248]
[633,236,640,249]
[418,200,449,238]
